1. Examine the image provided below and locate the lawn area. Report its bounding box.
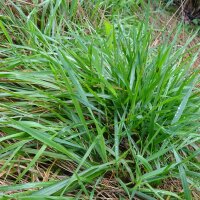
[0,1,200,199]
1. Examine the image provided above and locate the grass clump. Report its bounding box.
[0,0,200,199]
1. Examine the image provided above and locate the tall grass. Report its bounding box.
[0,0,200,199]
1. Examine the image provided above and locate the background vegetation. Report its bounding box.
[0,0,199,199]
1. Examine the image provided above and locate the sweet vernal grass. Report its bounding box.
[0,0,199,199]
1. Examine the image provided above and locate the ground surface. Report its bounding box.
[0,1,200,199]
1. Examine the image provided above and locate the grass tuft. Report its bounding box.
[0,0,200,199]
